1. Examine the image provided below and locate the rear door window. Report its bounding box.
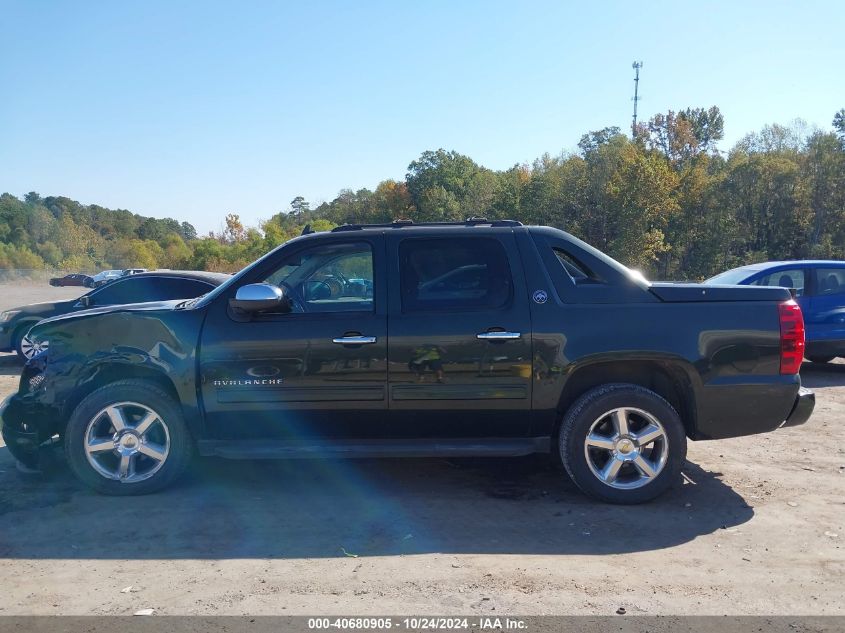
[399,238,513,311]
[813,268,845,296]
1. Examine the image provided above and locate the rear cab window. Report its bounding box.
[553,248,601,284]
[528,228,654,304]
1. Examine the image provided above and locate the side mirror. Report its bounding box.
[78,296,92,308]
[229,283,288,313]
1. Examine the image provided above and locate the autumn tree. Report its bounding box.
[222,213,246,244]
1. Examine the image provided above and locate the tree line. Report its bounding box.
[2,106,844,280]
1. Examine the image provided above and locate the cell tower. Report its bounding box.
[631,61,643,136]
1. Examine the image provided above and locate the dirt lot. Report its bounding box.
[0,283,842,616]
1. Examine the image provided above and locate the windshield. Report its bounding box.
[705,267,761,285]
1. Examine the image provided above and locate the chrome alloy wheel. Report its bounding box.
[84,402,170,483]
[19,335,48,360]
[583,407,669,490]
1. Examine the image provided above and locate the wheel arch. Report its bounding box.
[556,358,698,439]
[60,362,183,437]
[11,318,42,346]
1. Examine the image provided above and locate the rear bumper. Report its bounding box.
[781,386,815,428]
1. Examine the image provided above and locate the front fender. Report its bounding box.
[23,307,207,438]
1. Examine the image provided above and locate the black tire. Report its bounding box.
[559,383,687,504]
[6,438,41,470]
[64,379,192,495]
[808,355,835,364]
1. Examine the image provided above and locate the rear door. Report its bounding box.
[385,231,532,438]
[807,266,845,353]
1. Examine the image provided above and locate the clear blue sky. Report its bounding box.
[2,0,843,233]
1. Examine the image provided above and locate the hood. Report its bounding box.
[6,299,78,317]
[26,298,206,364]
[33,299,183,329]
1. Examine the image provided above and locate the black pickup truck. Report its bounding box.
[1,220,815,503]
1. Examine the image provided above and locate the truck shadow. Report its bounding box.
[0,450,752,559]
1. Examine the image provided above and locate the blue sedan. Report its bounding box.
[706,260,845,363]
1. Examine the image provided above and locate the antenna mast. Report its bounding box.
[631,61,643,136]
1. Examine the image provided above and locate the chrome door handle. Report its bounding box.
[476,331,521,341]
[332,336,377,345]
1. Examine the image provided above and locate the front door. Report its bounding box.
[385,232,533,438]
[199,236,388,440]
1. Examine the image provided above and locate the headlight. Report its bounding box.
[0,310,20,323]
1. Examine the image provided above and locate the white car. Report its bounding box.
[91,270,124,287]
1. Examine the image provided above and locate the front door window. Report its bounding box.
[262,242,374,313]
[751,268,805,297]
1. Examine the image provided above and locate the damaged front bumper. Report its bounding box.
[0,393,61,469]
[1,396,41,467]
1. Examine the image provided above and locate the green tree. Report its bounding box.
[804,131,845,257]
[604,143,679,268]
[678,106,724,153]
[406,149,496,221]
[833,109,845,143]
[180,221,198,241]
[290,196,310,219]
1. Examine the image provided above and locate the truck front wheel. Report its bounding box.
[559,383,687,504]
[64,380,192,495]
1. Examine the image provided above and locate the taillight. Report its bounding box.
[779,300,805,375]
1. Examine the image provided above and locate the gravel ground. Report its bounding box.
[0,283,842,616]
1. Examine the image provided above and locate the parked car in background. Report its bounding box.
[121,268,147,277]
[0,271,229,360]
[91,270,125,287]
[49,273,93,288]
[706,260,845,363]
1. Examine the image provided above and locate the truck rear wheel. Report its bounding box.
[64,380,192,495]
[559,383,686,504]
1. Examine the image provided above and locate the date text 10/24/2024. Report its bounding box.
[307,618,528,630]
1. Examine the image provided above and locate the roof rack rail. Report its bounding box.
[331,217,523,232]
